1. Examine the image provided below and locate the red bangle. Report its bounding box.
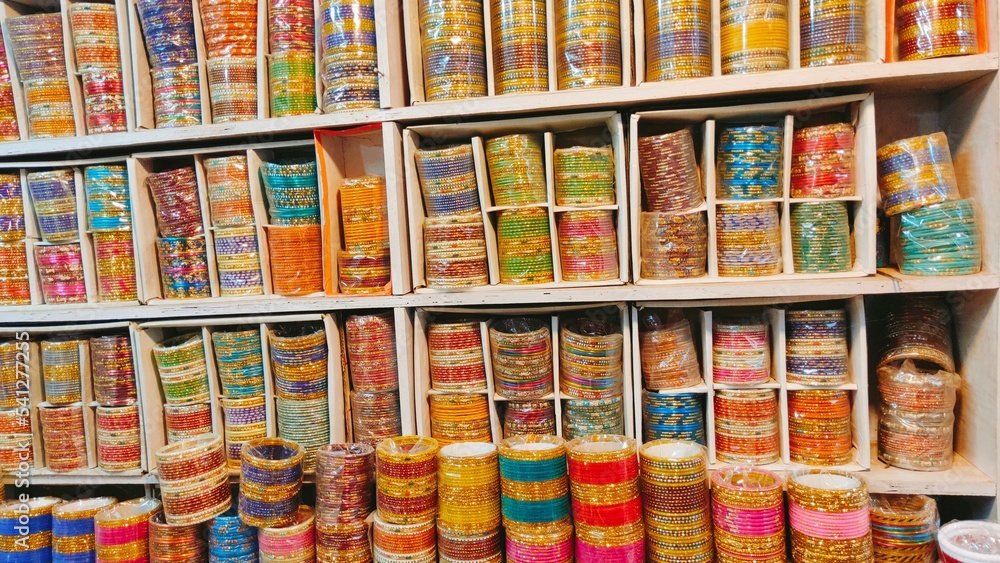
[567,457,639,485]
[571,496,642,527]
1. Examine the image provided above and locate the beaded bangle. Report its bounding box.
[559,315,624,400]
[720,0,789,74]
[39,405,89,472]
[801,0,866,66]
[869,494,938,563]
[878,295,955,373]
[0,173,24,242]
[717,125,783,200]
[895,198,981,276]
[149,511,207,563]
[788,470,873,563]
[266,224,324,295]
[491,0,547,95]
[259,505,315,563]
[896,0,978,61]
[712,315,770,384]
[786,308,850,385]
[375,436,439,525]
[418,0,487,102]
[428,319,487,391]
[239,438,305,528]
[489,317,553,400]
[554,0,622,89]
[423,214,490,288]
[41,339,84,405]
[212,328,266,397]
[557,210,619,282]
[94,497,162,562]
[148,167,204,237]
[0,242,31,305]
[350,390,402,447]
[562,396,625,439]
[320,0,380,113]
[35,243,88,304]
[206,57,258,124]
[156,434,231,525]
[877,132,960,216]
[639,129,702,213]
[372,512,436,563]
[164,402,213,444]
[345,313,399,392]
[208,507,257,563]
[269,51,316,117]
[639,440,712,562]
[503,400,556,438]
[645,0,712,81]
[716,202,783,276]
[220,395,267,468]
[52,497,117,563]
[497,207,554,285]
[96,406,141,472]
[792,201,852,273]
[157,235,211,299]
[153,333,211,405]
[791,123,856,197]
[643,391,705,444]
[638,310,701,390]
[438,442,501,535]
[485,134,547,206]
[714,389,780,465]
[414,144,482,218]
[498,435,570,528]
[553,145,615,206]
[316,443,375,530]
[640,210,708,279]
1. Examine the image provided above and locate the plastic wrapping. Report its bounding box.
[504,400,556,437]
[0,497,61,563]
[220,395,267,468]
[207,57,258,123]
[896,0,979,61]
[80,70,128,135]
[428,319,488,391]
[637,309,701,390]
[720,0,789,74]
[877,132,960,216]
[270,0,315,52]
[893,198,981,276]
[268,0,316,116]
[351,390,402,447]
[644,0,712,81]
[238,438,305,528]
[260,158,320,225]
[801,0,866,66]
[787,470,873,562]
[485,134,547,206]
[316,443,375,527]
[498,435,570,528]
[717,125,783,199]
[39,405,89,472]
[712,315,770,384]
[149,512,206,562]
[94,498,163,563]
[878,360,959,471]
[90,334,137,406]
[0,27,20,142]
[791,201,852,273]
[0,174,23,242]
[340,176,391,294]
[429,393,491,444]
[267,224,324,296]
[642,391,704,443]
[259,505,315,563]
[559,315,623,400]
[321,0,380,112]
[788,389,853,465]
[7,14,77,139]
[269,323,329,471]
[639,440,711,563]
[870,494,939,563]
[201,0,257,59]
[714,389,780,465]
[553,145,615,206]
[215,226,264,296]
[28,169,78,243]
[69,4,127,134]
[0,341,21,409]
[878,295,955,372]
[22,78,77,139]
[373,513,437,562]
[155,434,230,526]
[878,360,960,412]
[152,333,211,405]
[41,338,83,405]
[938,521,1000,563]
[791,122,856,197]
[35,243,87,304]
[375,436,439,525]
[85,165,131,232]
[209,508,258,563]
[489,317,553,400]
[638,129,702,212]
[711,467,784,562]
[423,214,490,288]
[555,0,622,90]
[345,312,399,391]
[497,207,554,284]
[562,396,624,438]
[716,202,782,277]
[151,64,203,128]
[492,0,548,94]
[640,210,708,279]
[95,405,141,472]
[415,143,482,216]
[205,155,254,227]
[137,0,202,128]
[212,328,264,397]
[786,308,850,386]
[157,236,211,299]
[147,166,204,237]
[557,210,619,282]
[437,442,501,534]
[418,0,487,101]
[0,408,33,470]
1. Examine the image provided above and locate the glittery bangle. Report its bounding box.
[39,405,89,473]
[375,436,439,525]
[438,442,501,535]
[153,333,211,405]
[485,134,547,206]
[489,317,553,400]
[96,406,142,472]
[238,438,305,528]
[94,497,162,562]
[896,0,978,61]
[639,440,712,562]
[414,144,482,218]
[720,0,789,74]
[554,0,622,90]
[41,339,84,405]
[645,0,712,81]
[418,0,487,101]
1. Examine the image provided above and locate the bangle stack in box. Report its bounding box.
[492,0,548,94]
[345,313,403,446]
[417,0,487,102]
[320,0,380,112]
[720,0,788,75]
[555,0,622,90]
[269,323,330,471]
[206,155,264,297]
[269,0,316,116]
[86,164,139,301]
[0,173,28,305]
[201,0,258,123]
[0,28,19,141]
[137,0,203,127]
[261,158,324,296]
[560,314,626,439]
[148,166,211,299]
[339,176,391,294]
[28,169,87,304]
[68,3,128,134]
[554,145,619,282]
[896,0,978,61]
[6,13,76,138]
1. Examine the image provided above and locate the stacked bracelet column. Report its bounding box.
[155,434,231,525]
[0,497,61,563]
[149,511,207,563]
[711,467,784,563]
[788,470,873,563]
[94,497,163,563]
[315,443,375,563]
[639,440,713,563]
[259,505,315,563]
[269,323,330,470]
[375,436,439,525]
[870,494,938,563]
[437,442,502,562]
[52,497,117,563]
[238,438,305,528]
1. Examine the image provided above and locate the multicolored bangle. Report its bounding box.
[639,440,712,563]
[345,312,399,392]
[147,166,204,237]
[39,405,89,473]
[895,198,981,276]
[559,315,624,400]
[52,497,117,563]
[489,317,553,400]
[149,511,207,563]
[791,123,855,198]
[877,132,960,216]
[428,318,487,391]
[96,405,142,472]
[485,134,547,206]
[239,438,305,528]
[212,328,266,397]
[155,434,231,525]
[414,144,482,218]
[418,0,487,102]
[375,436,439,525]
[789,390,853,466]
[788,470,873,563]
[562,396,625,439]
[27,169,78,243]
[553,145,615,206]
[638,310,701,390]
[94,497,162,563]
[205,154,255,227]
[896,0,978,61]
[259,505,315,563]
[320,0,380,113]
[423,214,490,289]
[152,333,211,405]
[554,0,622,90]
[642,391,705,444]
[41,338,84,405]
[712,467,785,562]
[714,388,780,465]
[870,494,938,563]
[712,315,771,384]
[786,308,850,386]
[491,0,548,95]
[503,401,556,438]
[498,435,570,528]
[0,173,24,242]
[716,202,782,277]
[801,0,866,66]
[557,210,619,282]
[640,210,708,279]
[644,0,712,81]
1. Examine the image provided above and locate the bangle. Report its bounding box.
[491,0,547,95]
[266,224,324,296]
[505,519,573,563]
[239,438,305,528]
[554,0,622,90]
[791,123,855,197]
[438,442,501,534]
[418,0,486,102]
[788,470,872,563]
[639,312,701,390]
[259,505,315,563]
[205,154,254,227]
[375,436,439,525]
[414,144,482,218]
[208,507,257,562]
[870,494,938,563]
[39,406,89,473]
[792,201,852,274]
[149,510,206,563]
[52,497,117,561]
[553,145,615,206]
[316,443,375,527]
[801,0,865,66]
[156,434,231,526]
[566,435,642,550]
[372,512,436,562]
[164,403,213,444]
[35,244,87,304]
[786,308,850,386]
[639,440,712,562]
[877,132,960,215]
[638,129,702,213]
[96,406,141,472]
[896,0,978,61]
[485,134,546,206]
[712,316,770,385]
[345,313,399,392]
[320,0,379,112]
[428,319,487,392]
[212,328,266,397]
[429,394,491,446]
[490,317,553,400]
[496,207,554,285]
[878,295,955,373]
[0,497,61,561]
[422,214,490,289]
[642,391,705,444]
[716,202,782,277]
[716,125,783,199]
[788,390,852,466]
[41,339,83,405]
[504,400,556,438]
[268,51,317,117]
[0,173,25,242]
[153,333,211,405]
[714,389,780,465]
[559,315,624,400]
[94,497,162,561]
[220,395,267,469]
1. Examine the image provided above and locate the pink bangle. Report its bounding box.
[789,504,870,540]
[507,537,573,562]
[713,503,784,536]
[575,538,644,563]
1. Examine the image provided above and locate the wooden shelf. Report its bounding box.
[0,55,995,159]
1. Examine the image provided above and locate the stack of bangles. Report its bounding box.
[553,146,615,206]
[350,390,402,447]
[205,155,255,226]
[212,328,266,396]
[220,395,267,469]
[557,210,619,281]
[869,494,939,563]
[7,14,77,138]
[716,125,783,199]
[68,3,127,134]
[201,0,258,123]
[339,176,391,294]
[791,123,856,197]
[0,409,33,469]
[788,470,873,563]
[94,498,162,563]
[414,144,482,217]
[640,210,709,279]
[52,497,117,563]
[489,317,553,399]
[35,243,87,304]
[39,405,89,472]
[566,435,643,561]
[375,436,439,525]
[895,198,981,276]
[877,132,960,216]
[800,0,866,66]
[786,308,850,386]
[239,438,305,528]
[714,389,780,465]
[90,334,137,405]
[156,236,211,299]
[428,319,487,391]
[896,0,978,61]
[93,230,138,302]
[155,434,231,525]
[96,405,142,472]
[260,159,320,225]
[490,0,547,95]
[719,0,788,74]
[789,390,853,465]
[0,31,18,141]
[638,440,712,563]
[496,207,554,285]
[506,520,573,563]
[554,0,622,89]
[164,403,213,443]
[504,401,557,437]
[437,442,502,562]
[0,342,20,408]
[0,497,61,563]
[27,170,78,243]
[498,435,571,557]
[266,224,323,295]
[716,202,782,276]
[878,295,955,372]
[320,0,380,113]
[373,513,436,563]
[214,226,264,296]
[423,214,490,288]
[269,324,330,469]
[711,467,784,563]
[41,338,83,404]
[638,313,701,389]
[642,391,705,444]
[152,333,211,405]
[429,393,491,445]
[644,0,712,81]
[315,443,375,563]
[639,129,703,213]
[268,0,316,118]
[484,134,547,206]
[712,316,771,384]
[0,243,31,304]
[260,505,315,563]
[877,361,960,471]
[345,312,399,392]
[151,64,202,127]
[208,508,257,563]
[135,0,202,127]
[417,0,487,102]
[147,167,204,237]
[938,521,1000,563]
[149,511,207,563]
[791,201,852,273]
[559,316,624,400]
[0,173,24,241]
[562,396,625,439]
[83,165,131,231]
